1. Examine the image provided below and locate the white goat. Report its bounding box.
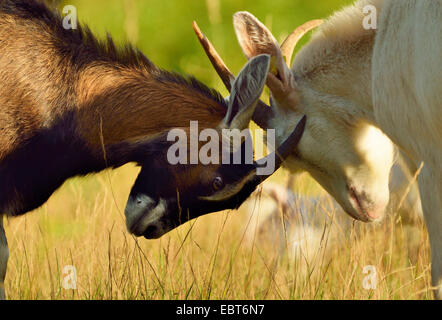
[194,0,441,298]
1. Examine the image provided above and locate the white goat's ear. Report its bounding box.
[233,11,280,60]
[223,54,270,130]
[233,11,294,103]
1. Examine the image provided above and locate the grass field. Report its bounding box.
[3,0,433,299]
[4,166,432,299]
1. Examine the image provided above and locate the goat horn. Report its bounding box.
[280,19,323,67]
[193,21,273,129]
[200,115,307,203]
[192,21,235,91]
[256,115,306,175]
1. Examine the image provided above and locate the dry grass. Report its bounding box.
[2,0,432,301]
[3,165,432,300]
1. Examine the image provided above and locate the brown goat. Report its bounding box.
[0,0,306,299]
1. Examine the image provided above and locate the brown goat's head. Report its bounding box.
[125,55,307,239]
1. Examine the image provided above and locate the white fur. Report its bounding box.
[371,0,442,298]
[233,0,441,298]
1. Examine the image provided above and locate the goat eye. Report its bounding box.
[212,177,224,191]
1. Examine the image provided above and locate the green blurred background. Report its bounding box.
[57,0,354,97]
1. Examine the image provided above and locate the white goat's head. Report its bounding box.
[193,12,395,222]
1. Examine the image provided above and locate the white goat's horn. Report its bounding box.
[280,19,323,67]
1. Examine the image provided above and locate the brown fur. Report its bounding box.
[0,0,234,219]
[0,0,226,161]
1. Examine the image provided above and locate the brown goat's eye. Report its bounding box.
[212,177,224,191]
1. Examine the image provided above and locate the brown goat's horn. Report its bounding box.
[280,19,323,67]
[192,21,235,91]
[193,21,273,129]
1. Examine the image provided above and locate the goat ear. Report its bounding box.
[233,11,293,102]
[233,12,280,60]
[223,54,270,130]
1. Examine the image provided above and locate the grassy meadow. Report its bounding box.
[3,0,432,299]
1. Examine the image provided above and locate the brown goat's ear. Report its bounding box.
[233,12,294,105]
[223,54,270,130]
